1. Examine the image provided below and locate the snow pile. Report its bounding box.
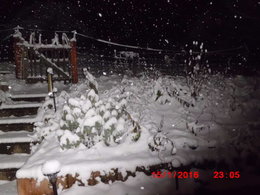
[42,160,61,175]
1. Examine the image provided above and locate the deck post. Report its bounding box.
[13,27,25,79]
[13,37,24,79]
[70,32,78,83]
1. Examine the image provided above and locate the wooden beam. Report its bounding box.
[33,49,70,79]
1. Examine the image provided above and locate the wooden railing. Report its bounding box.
[13,30,78,83]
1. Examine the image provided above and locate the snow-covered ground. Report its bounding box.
[1,72,260,194]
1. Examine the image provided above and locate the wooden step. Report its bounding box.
[10,93,47,102]
[0,105,40,117]
[0,82,9,92]
[0,142,34,154]
[0,154,30,181]
[0,123,34,132]
[0,71,12,75]
[0,168,17,181]
[0,117,36,132]
[0,131,37,154]
[0,102,42,117]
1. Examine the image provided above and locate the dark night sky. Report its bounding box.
[0,0,260,53]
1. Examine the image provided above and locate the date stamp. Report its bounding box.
[213,171,240,179]
[151,171,199,179]
[151,171,240,179]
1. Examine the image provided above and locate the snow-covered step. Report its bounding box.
[0,116,37,124]
[0,168,17,181]
[0,103,41,117]
[0,154,30,169]
[10,93,47,102]
[0,131,36,143]
[0,71,12,75]
[0,116,36,132]
[0,154,30,181]
[0,103,42,109]
[0,131,37,154]
[0,82,9,92]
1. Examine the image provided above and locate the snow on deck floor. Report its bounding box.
[0,131,36,143]
[0,154,30,169]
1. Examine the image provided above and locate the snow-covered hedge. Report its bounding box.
[35,89,142,150]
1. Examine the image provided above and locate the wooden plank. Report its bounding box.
[0,123,34,132]
[33,49,70,79]
[0,142,35,154]
[11,96,45,102]
[0,107,39,117]
[39,49,43,77]
[17,178,53,195]
[0,168,17,181]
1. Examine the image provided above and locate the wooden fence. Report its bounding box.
[1,28,251,80]
[13,30,78,83]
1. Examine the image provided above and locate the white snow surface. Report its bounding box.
[41,160,61,175]
[14,74,260,193]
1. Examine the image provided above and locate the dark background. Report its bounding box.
[0,0,259,67]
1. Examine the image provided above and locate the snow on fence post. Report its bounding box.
[70,31,78,83]
[13,26,25,79]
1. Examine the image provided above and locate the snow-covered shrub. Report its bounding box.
[34,91,69,139]
[57,129,83,150]
[152,76,193,107]
[153,77,171,104]
[36,86,142,150]
[148,132,176,160]
[184,41,211,100]
[83,68,98,94]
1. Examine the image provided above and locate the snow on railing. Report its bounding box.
[12,26,78,83]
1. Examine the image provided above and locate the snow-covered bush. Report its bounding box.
[83,68,98,94]
[184,41,211,100]
[152,76,193,107]
[36,87,142,150]
[153,77,171,104]
[148,132,176,160]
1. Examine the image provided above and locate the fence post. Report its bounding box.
[13,37,23,79]
[70,32,78,83]
[13,27,25,79]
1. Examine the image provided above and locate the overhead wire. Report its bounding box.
[0,26,247,55]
